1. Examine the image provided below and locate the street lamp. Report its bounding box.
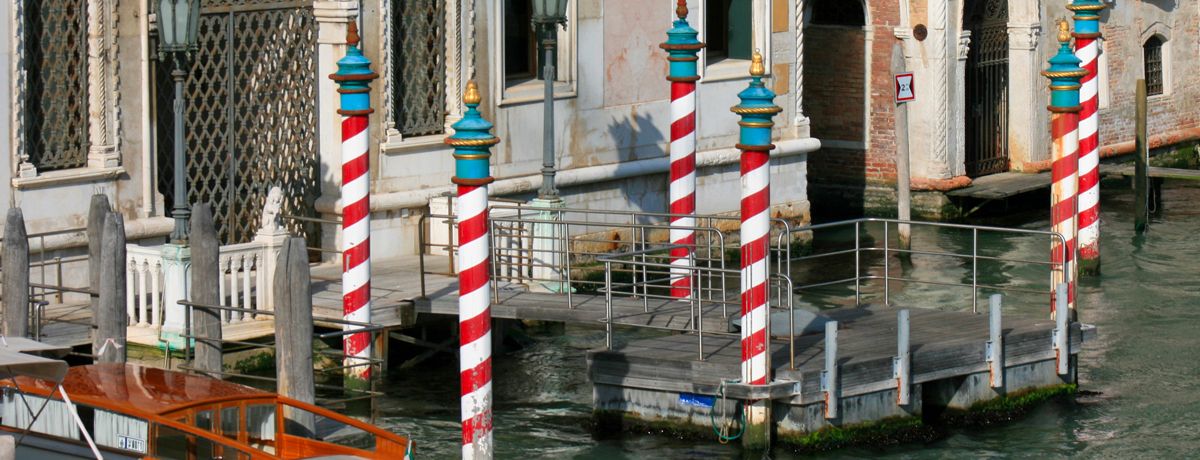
[157,0,201,243]
[532,0,568,199]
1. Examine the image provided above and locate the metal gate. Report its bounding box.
[156,0,319,244]
[964,0,1009,177]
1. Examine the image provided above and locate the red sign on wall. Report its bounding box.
[895,73,915,102]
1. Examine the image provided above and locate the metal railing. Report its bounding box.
[598,243,798,368]
[779,218,1069,313]
[175,300,386,405]
[0,226,92,305]
[418,198,799,305]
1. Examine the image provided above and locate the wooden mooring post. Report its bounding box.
[191,204,222,377]
[2,209,29,338]
[274,237,315,433]
[1135,79,1150,234]
[95,213,127,363]
[87,195,109,320]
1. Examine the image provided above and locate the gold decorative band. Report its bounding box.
[445,137,502,147]
[1050,84,1081,91]
[1065,3,1105,11]
[453,153,491,160]
[1041,69,1088,78]
[738,121,775,128]
[337,108,375,116]
[736,143,776,152]
[452,177,495,186]
[1073,31,1101,39]
[659,42,706,51]
[667,76,701,83]
[730,106,783,115]
[329,71,380,82]
[667,56,700,63]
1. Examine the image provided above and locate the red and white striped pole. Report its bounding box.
[331,23,377,386]
[661,1,703,299]
[1044,20,1086,318]
[733,51,780,449]
[448,81,500,459]
[1071,0,1106,275]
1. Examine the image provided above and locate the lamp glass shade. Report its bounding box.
[532,0,568,23]
[158,0,200,51]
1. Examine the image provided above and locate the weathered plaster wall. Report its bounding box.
[0,0,12,210]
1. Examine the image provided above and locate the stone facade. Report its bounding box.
[805,0,1200,218]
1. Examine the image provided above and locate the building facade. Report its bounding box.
[1,0,818,270]
[804,0,1200,217]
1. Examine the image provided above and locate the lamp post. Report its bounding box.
[157,0,201,243]
[156,0,201,346]
[532,0,568,199]
[529,0,571,293]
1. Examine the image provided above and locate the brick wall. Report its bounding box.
[807,0,902,197]
[1097,5,1200,152]
[804,26,866,142]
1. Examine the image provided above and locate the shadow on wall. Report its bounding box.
[604,110,666,220]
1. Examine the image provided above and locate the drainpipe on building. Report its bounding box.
[1069,0,1106,276]
[1043,20,1086,321]
[661,0,704,300]
[447,81,500,460]
[732,51,781,451]
[330,22,377,390]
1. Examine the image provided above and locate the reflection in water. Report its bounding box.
[370,184,1200,458]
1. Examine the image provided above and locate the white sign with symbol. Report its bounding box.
[895,73,915,102]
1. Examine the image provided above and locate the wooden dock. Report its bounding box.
[1100,163,1200,181]
[946,171,1051,200]
[589,304,1094,441]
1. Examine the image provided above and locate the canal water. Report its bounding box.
[372,182,1200,458]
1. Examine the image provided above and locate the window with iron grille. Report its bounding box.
[393,0,447,137]
[1144,36,1164,96]
[25,0,89,171]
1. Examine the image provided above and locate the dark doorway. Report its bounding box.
[964,0,1009,177]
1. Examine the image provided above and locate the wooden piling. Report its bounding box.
[190,204,222,378]
[892,44,912,250]
[95,213,127,363]
[87,195,109,314]
[274,237,315,433]
[1135,79,1149,234]
[2,209,29,338]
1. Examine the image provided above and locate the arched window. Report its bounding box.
[810,0,865,27]
[1144,36,1164,96]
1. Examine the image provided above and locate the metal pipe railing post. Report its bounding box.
[1054,282,1069,376]
[605,261,613,350]
[883,222,890,306]
[564,221,574,309]
[417,213,428,299]
[788,277,795,369]
[696,266,704,361]
[823,320,839,419]
[895,309,910,405]
[854,221,861,305]
[988,294,1004,388]
[972,228,979,313]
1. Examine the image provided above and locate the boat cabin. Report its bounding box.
[0,363,412,459]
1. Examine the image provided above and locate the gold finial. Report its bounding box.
[749,50,765,77]
[676,0,688,19]
[347,21,360,47]
[1056,19,1070,43]
[464,80,481,105]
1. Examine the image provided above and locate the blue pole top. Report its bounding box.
[1067,0,1105,37]
[1042,20,1087,111]
[660,0,704,82]
[731,52,781,149]
[446,81,500,185]
[330,22,378,115]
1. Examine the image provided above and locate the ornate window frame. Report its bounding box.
[698,0,772,83]
[9,0,123,188]
[381,0,467,152]
[488,0,578,106]
[1140,22,1170,99]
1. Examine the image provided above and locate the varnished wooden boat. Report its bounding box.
[0,363,413,459]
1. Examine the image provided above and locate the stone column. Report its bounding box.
[86,0,118,168]
[953,31,971,177]
[159,243,191,347]
[314,1,359,256]
[1007,19,1044,170]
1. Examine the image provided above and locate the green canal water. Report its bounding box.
[372,183,1200,458]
